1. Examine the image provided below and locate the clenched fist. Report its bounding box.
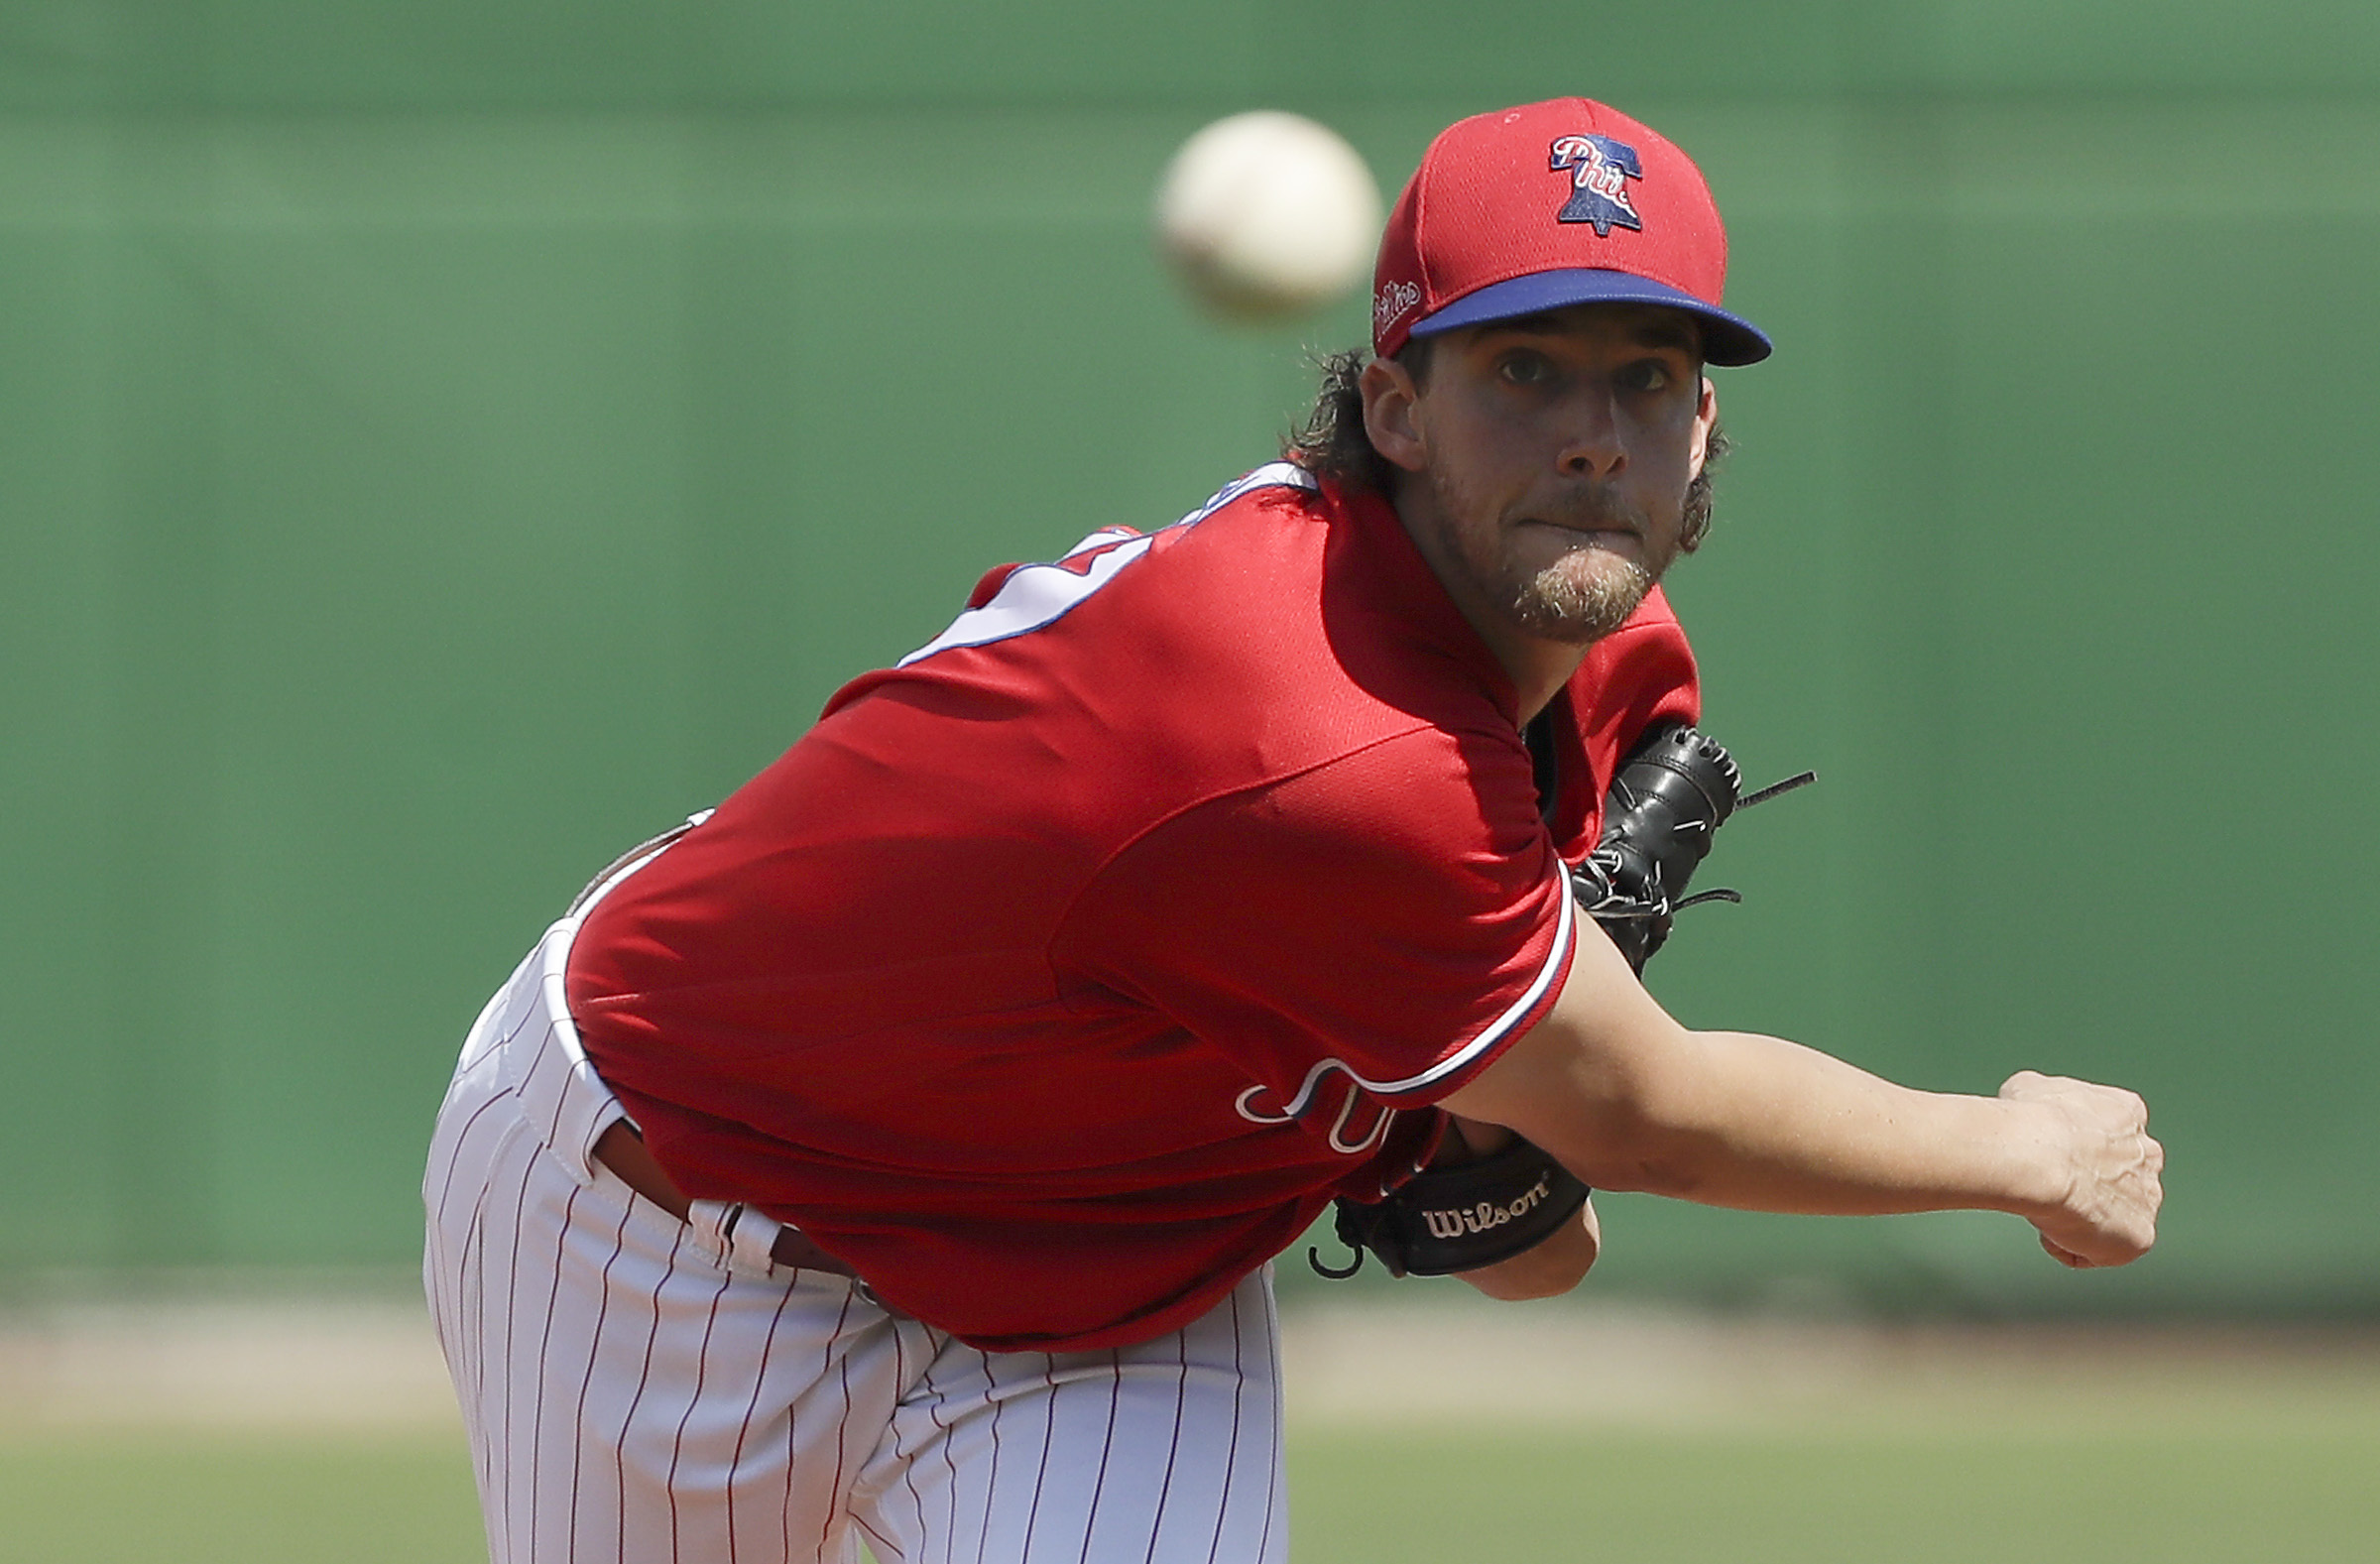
[1999,1070,2164,1268]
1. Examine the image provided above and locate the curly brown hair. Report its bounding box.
[1281,344,1728,552]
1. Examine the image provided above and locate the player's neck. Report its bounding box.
[1479,625,1592,727]
[1386,485,1592,724]
[1427,579,1591,726]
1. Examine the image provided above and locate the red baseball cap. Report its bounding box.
[1370,98,1770,366]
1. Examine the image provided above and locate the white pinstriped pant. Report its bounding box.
[422,908,1287,1564]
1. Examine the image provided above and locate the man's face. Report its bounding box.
[1365,302,1718,647]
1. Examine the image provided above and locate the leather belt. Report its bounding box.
[591,1122,858,1278]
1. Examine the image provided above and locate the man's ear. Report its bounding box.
[1689,375,1718,480]
[1362,356,1429,474]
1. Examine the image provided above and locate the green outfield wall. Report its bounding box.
[5,1,2377,1315]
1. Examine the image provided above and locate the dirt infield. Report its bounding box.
[1280,1301,2380,1434]
[4,1287,2375,1435]
[0,1294,461,1433]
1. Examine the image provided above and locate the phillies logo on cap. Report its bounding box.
[1547,134,1643,236]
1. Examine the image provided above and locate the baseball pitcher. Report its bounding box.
[423,97,2161,1564]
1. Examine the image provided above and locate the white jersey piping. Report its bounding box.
[895,463,1319,668]
[1272,874,1576,1119]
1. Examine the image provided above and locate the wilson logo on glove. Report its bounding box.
[1312,1140,1588,1280]
[1418,1171,1556,1240]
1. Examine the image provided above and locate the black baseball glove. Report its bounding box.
[1569,721,1744,973]
[1311,722,1811,1281]
[1314,1136,1590,1278]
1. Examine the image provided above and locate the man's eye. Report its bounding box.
[1619,360,1673,393]
[1498,353,1555,386]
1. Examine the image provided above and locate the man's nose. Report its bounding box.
[1556,390,1625,479]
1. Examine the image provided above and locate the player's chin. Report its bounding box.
[1505,554,1655,644]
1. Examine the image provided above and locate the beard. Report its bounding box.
[1427,465,1673,645]
[1504,540,1657,643]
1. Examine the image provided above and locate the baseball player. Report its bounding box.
[424,97,2162,1564]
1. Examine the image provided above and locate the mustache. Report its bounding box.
[1531,486,1649,537]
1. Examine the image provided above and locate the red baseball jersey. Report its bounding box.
[568,464,1700,1351]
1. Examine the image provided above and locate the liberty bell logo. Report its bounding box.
[1547,134,1643,236]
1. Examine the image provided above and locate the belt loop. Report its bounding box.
[725,1206,786,1276]
[685,1199,740,1271]
[687,1199,781,1278]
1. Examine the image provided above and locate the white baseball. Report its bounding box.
[1154,111,1382,324]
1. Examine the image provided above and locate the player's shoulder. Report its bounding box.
[1044,460,1338,647]
[850,458,1496,770]
[1042,460,1511,814]
[1132,460,1334,574]
[1178,459,1327,525]
[1131,464,1500,719]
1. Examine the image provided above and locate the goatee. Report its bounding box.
[1506,548,1656,643]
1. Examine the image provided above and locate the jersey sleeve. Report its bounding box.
[1053,720,1573,1116]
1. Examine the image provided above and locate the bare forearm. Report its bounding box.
[1548,1027,2067,1219]
[1438,931,2161,1266]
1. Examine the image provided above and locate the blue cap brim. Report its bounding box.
[1407,268,1772,366]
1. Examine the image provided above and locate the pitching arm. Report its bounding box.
[1438,925,2164,1268]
